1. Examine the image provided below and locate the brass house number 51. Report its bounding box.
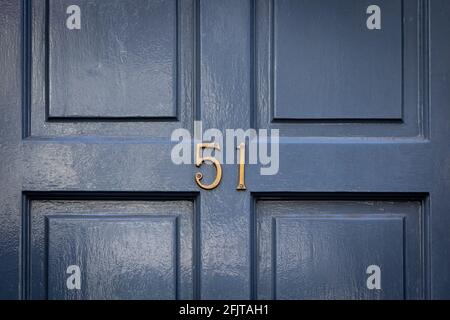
[195,143,246,191]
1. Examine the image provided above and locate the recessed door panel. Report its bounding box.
[48,0,178,119]
[48,216,178,300]
[273,0,402,120]
[27,198,194,300]
[256,199,423,300]
[274,217,404,299]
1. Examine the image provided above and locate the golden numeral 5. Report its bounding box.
[195,143,223,190]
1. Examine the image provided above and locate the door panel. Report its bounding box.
[30,0,194,137]
[48,216,178,299]
[256,199,423,299]
[274,217,404,299]
[48,0,178,119]
[273,0,402,120]
[256,0,423,137]
[27,198,194,300]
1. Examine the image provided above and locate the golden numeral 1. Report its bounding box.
[236,143,246,190]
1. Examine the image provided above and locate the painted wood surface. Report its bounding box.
[0,0,449,299]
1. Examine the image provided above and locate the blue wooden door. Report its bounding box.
[1,0,450,300]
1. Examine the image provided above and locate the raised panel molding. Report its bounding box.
[253,194,427,300]
[25,0,195,138]
[254,0,429,138]
[21,192,198,300]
